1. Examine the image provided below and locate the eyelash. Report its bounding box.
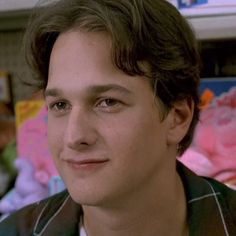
[97,98,120,107]
[49,101,71,113]
[47,97,123,115]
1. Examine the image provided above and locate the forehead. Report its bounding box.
[51,29,111,59]
[48,29,114,79]
[47,30,154,97]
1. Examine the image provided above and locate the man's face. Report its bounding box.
[46,30,176,207]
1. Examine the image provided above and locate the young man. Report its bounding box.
[0,0,236,235]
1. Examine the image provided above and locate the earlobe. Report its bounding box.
[166,98,194,146]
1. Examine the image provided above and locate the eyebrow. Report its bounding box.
[44,84,132,98]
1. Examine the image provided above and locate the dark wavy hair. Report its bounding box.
[24,0,201,155]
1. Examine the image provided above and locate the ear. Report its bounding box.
[166,98,194,146]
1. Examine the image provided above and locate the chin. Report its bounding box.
[68,186,108,207]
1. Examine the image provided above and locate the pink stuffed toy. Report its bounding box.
[180,87,236,189]
[0,102,65,216]
[17,104,58,184]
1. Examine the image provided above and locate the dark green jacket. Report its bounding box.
[0,162,236,235]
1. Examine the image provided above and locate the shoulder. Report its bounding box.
[178,162,236,227]
[178,161,236,208]
[204,177,236,218]
[0,190,70,236]
[179,162,236,234]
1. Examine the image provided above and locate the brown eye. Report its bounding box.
[54,102,68,110]
[101,99,118,107]
[96,98,124,113]
[48,101,71,115]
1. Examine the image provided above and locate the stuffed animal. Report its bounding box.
[0,158,48,215]
[16,102,58,185]
[0,101,65,216]
[180,87,236,189]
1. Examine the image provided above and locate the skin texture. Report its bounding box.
[45,30,193,236]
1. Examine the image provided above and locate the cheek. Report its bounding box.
[100,114,168,195]
[47,117,65,157]
[105,112,166,164]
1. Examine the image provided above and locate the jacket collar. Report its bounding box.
[33,192,81,236]
[178,161,236,235]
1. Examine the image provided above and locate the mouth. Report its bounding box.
[64,158,109,170]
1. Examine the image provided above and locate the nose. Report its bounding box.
[64,107,98,150]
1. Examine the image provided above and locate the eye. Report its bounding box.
[48,101,71,115]
[96,98,123,113]
[98,99,119,107]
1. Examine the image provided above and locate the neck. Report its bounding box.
[82,163,188,236]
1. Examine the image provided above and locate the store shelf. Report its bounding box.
[0,10,30,31]
[0,0,39,30]
[180,0,236,40]
[187,14,236,40]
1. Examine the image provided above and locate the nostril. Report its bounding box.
[80,142,89,145]
[67,139,91,150]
